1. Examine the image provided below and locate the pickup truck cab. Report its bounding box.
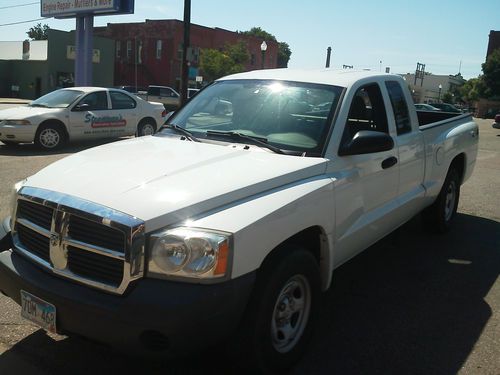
[0,87,166,149]
[0,70,478,372]
[137,85,181,110]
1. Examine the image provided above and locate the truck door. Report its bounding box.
[333,83,400,265]
[69,91,110,139]
[384,80,425,218]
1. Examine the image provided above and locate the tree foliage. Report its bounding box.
[200,40,250,82]
[481,49,500,98]
[27,23,49,40]
[459,77,486,102]
[239,27,292,68]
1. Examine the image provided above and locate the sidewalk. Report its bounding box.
[0,98,30,104]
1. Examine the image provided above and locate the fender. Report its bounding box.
[188,175,336,290]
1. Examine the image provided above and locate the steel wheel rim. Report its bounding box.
[39,129,60,148]
[141,124,155,136]
[444,180,456,221]
[271,274,311,353]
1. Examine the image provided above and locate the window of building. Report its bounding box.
[126,40,132,59]
[178,44,183,59]
[385,81,411,135]
[116,41,121,58]
[250,53,255,65]
[156,40,162,60]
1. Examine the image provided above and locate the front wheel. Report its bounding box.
[423,167,460,233]
[34,123,66,150]
[235,247,321,372]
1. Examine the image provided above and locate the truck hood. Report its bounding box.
[24,136,328,231]
[0,106,62,120]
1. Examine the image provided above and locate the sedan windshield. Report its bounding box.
[30,89,84,108]
[161,80,343,155]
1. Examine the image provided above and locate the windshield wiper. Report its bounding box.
[159,123,200,142]
[205,130,285,155]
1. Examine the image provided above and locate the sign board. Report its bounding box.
[67,45,100,63]
[41,0,134,18]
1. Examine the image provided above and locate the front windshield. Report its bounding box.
[163,80,343,155]
[30,89,84,108]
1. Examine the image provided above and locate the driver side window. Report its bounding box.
[343,83,388,142]
[78,91,108,111]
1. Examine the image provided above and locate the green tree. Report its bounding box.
[442,92,453,103]
[27,23,49,40]
[240,27,292,68]
[200,40,250,82]
[482,49,500,98]
[459,77,486,102]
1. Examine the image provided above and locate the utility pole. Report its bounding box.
[325,46,332,68]
[181,0,191,106]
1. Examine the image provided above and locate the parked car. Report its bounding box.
[114,85,147,94]
[0,87,166,150]
[137,85,180,110]
[493,113,500,129]
[431,102,462,113]
[415,103,441,111]
[188,88,200,98]
[483,108,500,119]
[0,70,478,373]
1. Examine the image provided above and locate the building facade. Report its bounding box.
[93,19,279,90]
[0,29,114,99]
[402,73,465,104]
[486,30,500,59]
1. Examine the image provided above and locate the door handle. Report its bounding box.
[381,156,398,169]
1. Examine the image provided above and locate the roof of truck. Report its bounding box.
[218,68,401,88]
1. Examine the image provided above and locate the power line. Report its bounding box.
[0,18,46,27]
[0,2,39,10]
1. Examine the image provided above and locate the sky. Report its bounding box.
[0,0,498,79]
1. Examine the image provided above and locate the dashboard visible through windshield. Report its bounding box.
[160,79,343,156]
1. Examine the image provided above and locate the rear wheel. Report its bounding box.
[137,119,156,136]
[424,167,460,233]
[234,247,321,372]
[35,123,66,150]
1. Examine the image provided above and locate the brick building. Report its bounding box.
[486,30,500,59]
[94,19,279,90]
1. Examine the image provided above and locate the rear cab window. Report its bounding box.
[385,81,411,135]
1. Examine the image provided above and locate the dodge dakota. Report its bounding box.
[0,69,478,372]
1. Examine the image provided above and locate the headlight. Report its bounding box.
[148,227,231,281]
[4,120,31,125]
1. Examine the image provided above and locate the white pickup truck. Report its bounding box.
[0,70,478,373]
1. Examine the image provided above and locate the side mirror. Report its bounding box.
[339,130,394,156]
[74,103,90,111]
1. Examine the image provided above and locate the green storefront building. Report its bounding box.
[0,29,114,100]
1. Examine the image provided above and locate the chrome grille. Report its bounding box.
[11,187,145,295]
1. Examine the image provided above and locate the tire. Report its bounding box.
[137,119,156,136]
[423,167,460,233]
[234,247,321,373]
[35,123,66,150]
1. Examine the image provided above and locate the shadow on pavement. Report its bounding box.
[0,213,498,374]
[0,138,132,157]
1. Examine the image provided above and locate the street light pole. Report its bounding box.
[181,0,191,106]
[260,41,267,69]
[438,84,442,102]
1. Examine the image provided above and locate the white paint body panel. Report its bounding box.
[18,71,478,290]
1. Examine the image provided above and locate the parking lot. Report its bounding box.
[0,110,499,374]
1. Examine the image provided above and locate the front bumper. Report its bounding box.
[0,123,36,143]
[0,248,255,356]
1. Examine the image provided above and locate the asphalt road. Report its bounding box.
[0,107,498,374]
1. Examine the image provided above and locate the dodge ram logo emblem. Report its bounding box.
[49,232,67,270]
[49,232,59,247]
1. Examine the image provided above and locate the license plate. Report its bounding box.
[20,290,56,333]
